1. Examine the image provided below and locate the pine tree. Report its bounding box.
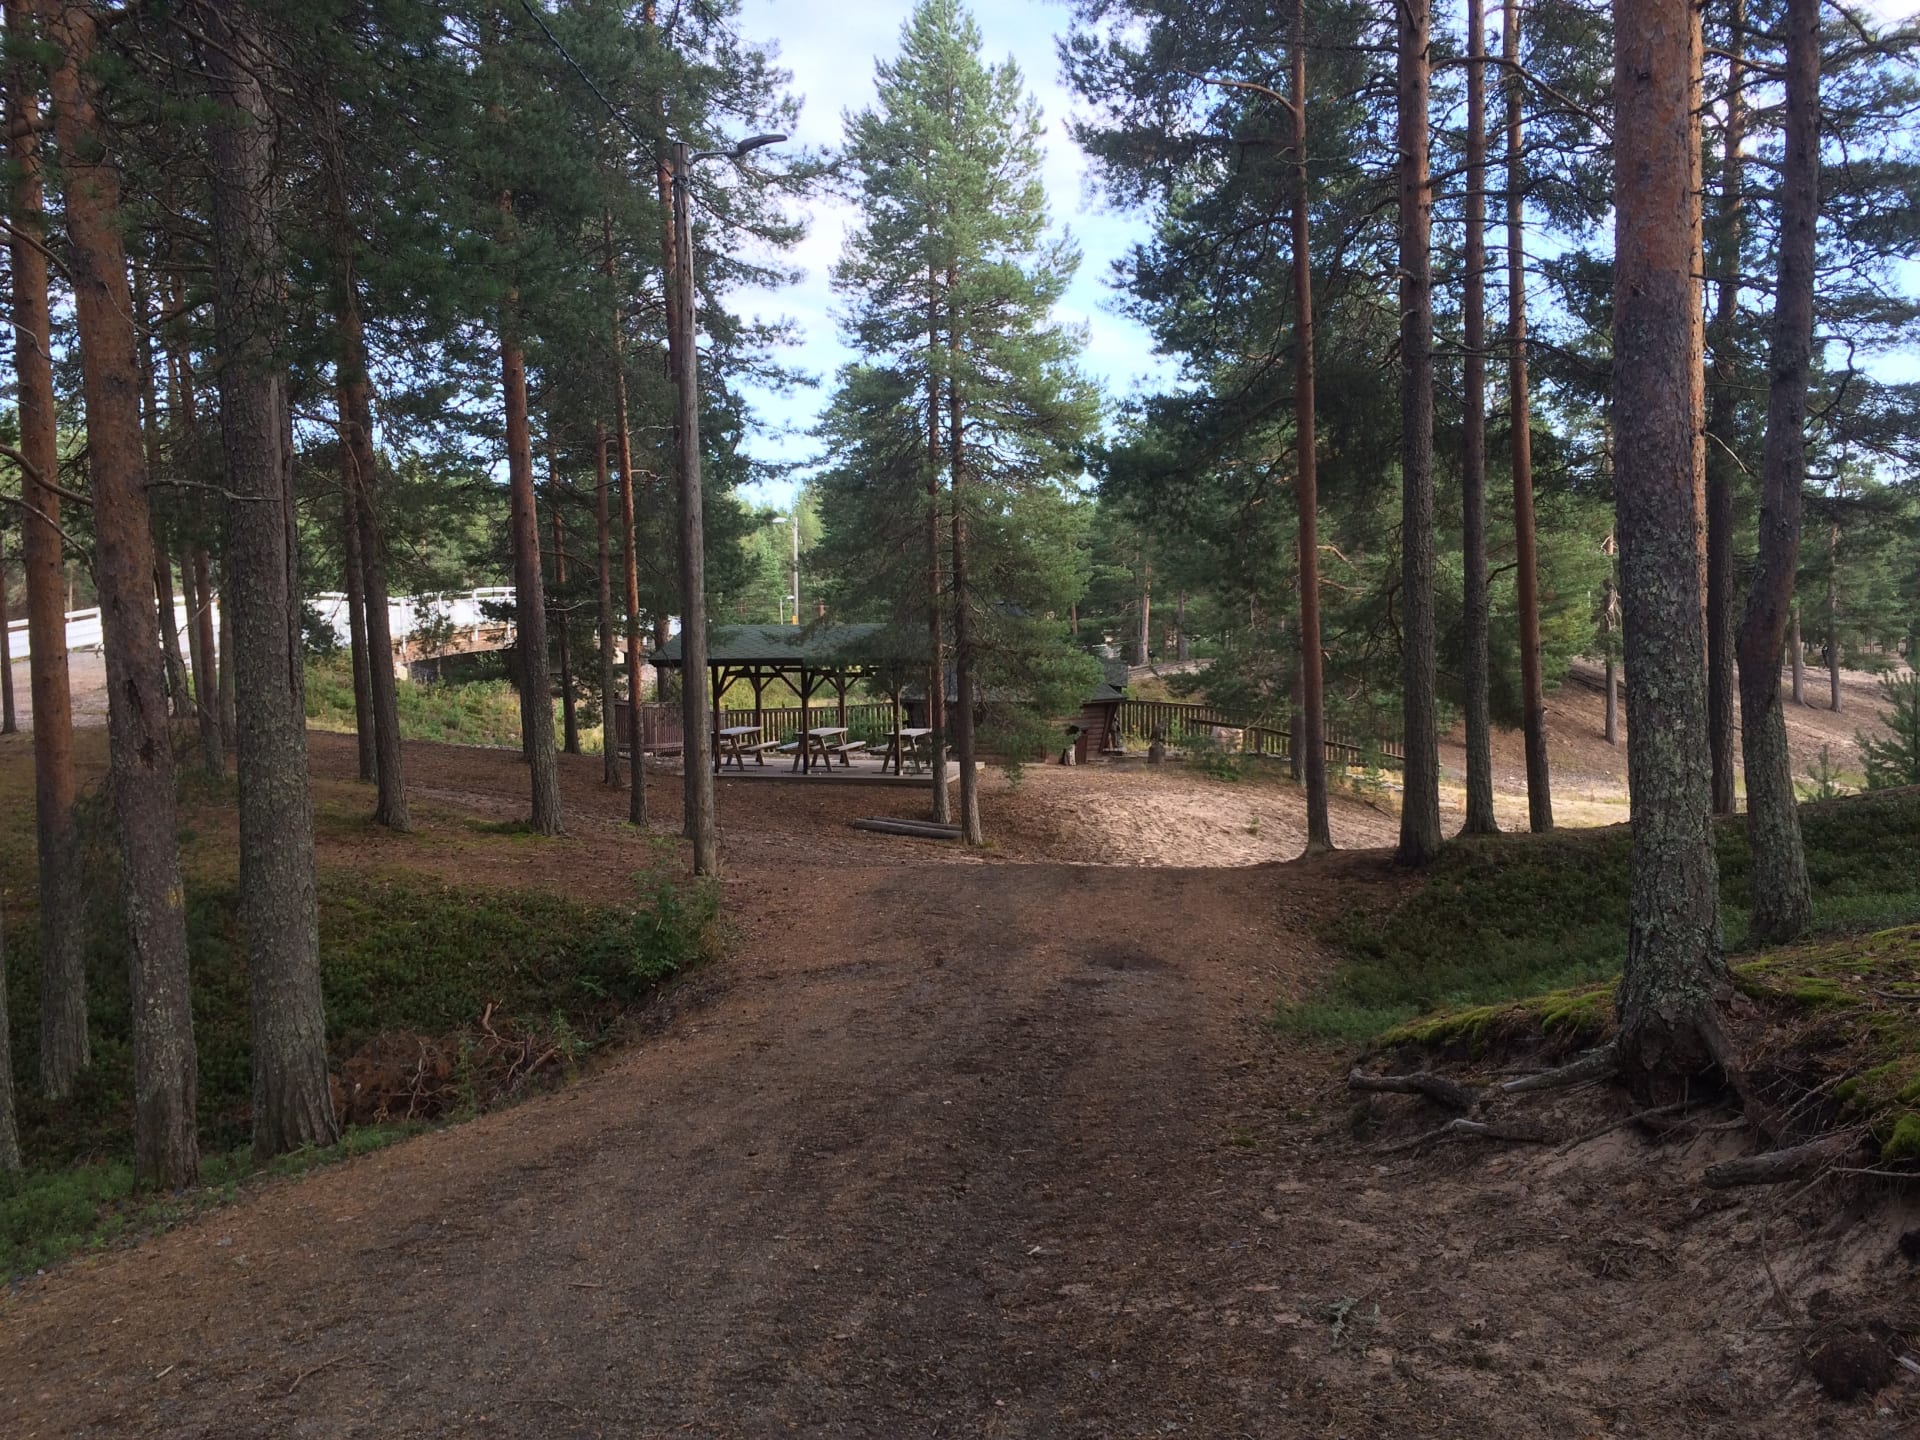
[1612,0,1728,1096]
[38,0,200,1186]
[5,0,88,1098]
[202,1,341,1159]
[1396,0,1442,867]
[1734,0,1818,945]
[1860,674,1920,790]
[829,0,1096,844]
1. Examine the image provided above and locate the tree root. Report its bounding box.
[1347,1067,1481,1112]
[1377,1117,1549,1155]
[1499,1043,1618,1094]
[1702,1132,1862,1189]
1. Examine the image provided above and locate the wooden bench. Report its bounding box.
[738,741,783,765]
[829,739,868,766]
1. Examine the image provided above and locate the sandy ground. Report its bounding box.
[0,734,1915,1437]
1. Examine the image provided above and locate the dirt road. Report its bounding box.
[1,742,1910,1437]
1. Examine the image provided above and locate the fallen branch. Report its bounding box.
[1377,1117,1548,1155]
[1702,1132,1861,1189]
[850,818,960,840]
[1347,1067,1481,1112]
[1501,1044,1618,1094]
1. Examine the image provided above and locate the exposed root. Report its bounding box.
[1702,1131,1862,1189]
[1376,1117,1549,1155]
[1553,1097,1729,1155]
[1347,1067,1481,1112]
[1499,1043,1618,1094]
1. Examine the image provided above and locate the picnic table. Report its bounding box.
[883,727,934,775]
[794,725,856,771]
[715,724,779,770]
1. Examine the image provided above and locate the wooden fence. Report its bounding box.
[616,699,900,756]
[1111,699,1404,771]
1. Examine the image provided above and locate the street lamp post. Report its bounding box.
[669,131,784,877]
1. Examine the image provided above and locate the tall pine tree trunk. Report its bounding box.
[0,539,13,733]
[8,0,87,1096]
[551,460,579,756]
[1293,0,1332,854]
[1704,0,1747,816]
[594,422,619,787]
[1734,0,1817,945]
[1460,0,1497,836]
[341,474,377,782]
[926,267,951,824]
[134,265,190,721]
[217,569,237,749]
[1505,0,1553,832]
[500,220,562,833]
[949,276,983,846]
[339,278,407,828]
[0,905,16,1171]
[1612,0,1728,1096]
[1790,603,1806,705]
[1396,0,1442,867]
[607,213,648,826]
[40,0,198,1184]
[1135,553,1151,667]
[1826,524,1841,711]
[205,6,339,1158]
[189,548,223,774]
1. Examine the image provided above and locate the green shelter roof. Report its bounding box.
[650,622,909,668]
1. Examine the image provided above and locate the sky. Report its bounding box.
[725,0,1165,509]
[722,0,1920,511]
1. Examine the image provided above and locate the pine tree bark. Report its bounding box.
[134,265,190,722]
[1460,0,1496,836]
[926,264,951,824]
[607,212,648,826]
[1396,0,1443,867]
[7,0,87,1097]
[594,422,619,786]
[216,568,237,748]
[1612,0,1729,1095]
[0,537,14,734]
[1825,525,1841,712]
[39,0,198,1184]
[188,548,223,774]
[338,279,407,828]
[204,5,339,1158]
[1505,0,1553,832]
[950,274,983,846]
[1293,0,1332,854]
[1174,591,1190,662]
[341,475,377,782]
[0,904,16,1171]
[1789,604,1806,705]
[551,465,579,755]
[1734,0,1817,945]
[500,242,562,832]
[1704,0,1747,816]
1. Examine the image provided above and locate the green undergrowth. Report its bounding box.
[1279,787,1920,1043]
[4,841,720,1277]
[1369,923,1920,1165]
[304,654,590,751]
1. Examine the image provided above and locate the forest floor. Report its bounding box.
[0,683,1915,1436]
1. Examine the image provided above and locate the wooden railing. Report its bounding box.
[1111,699,1404,771]
[616,699,901,756]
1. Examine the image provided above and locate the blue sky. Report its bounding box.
[723,0,1920,510]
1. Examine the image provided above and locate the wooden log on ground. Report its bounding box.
[851,818,961,840]
[1348,1068,1481,1111]
[1702,1132,1860,1189]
